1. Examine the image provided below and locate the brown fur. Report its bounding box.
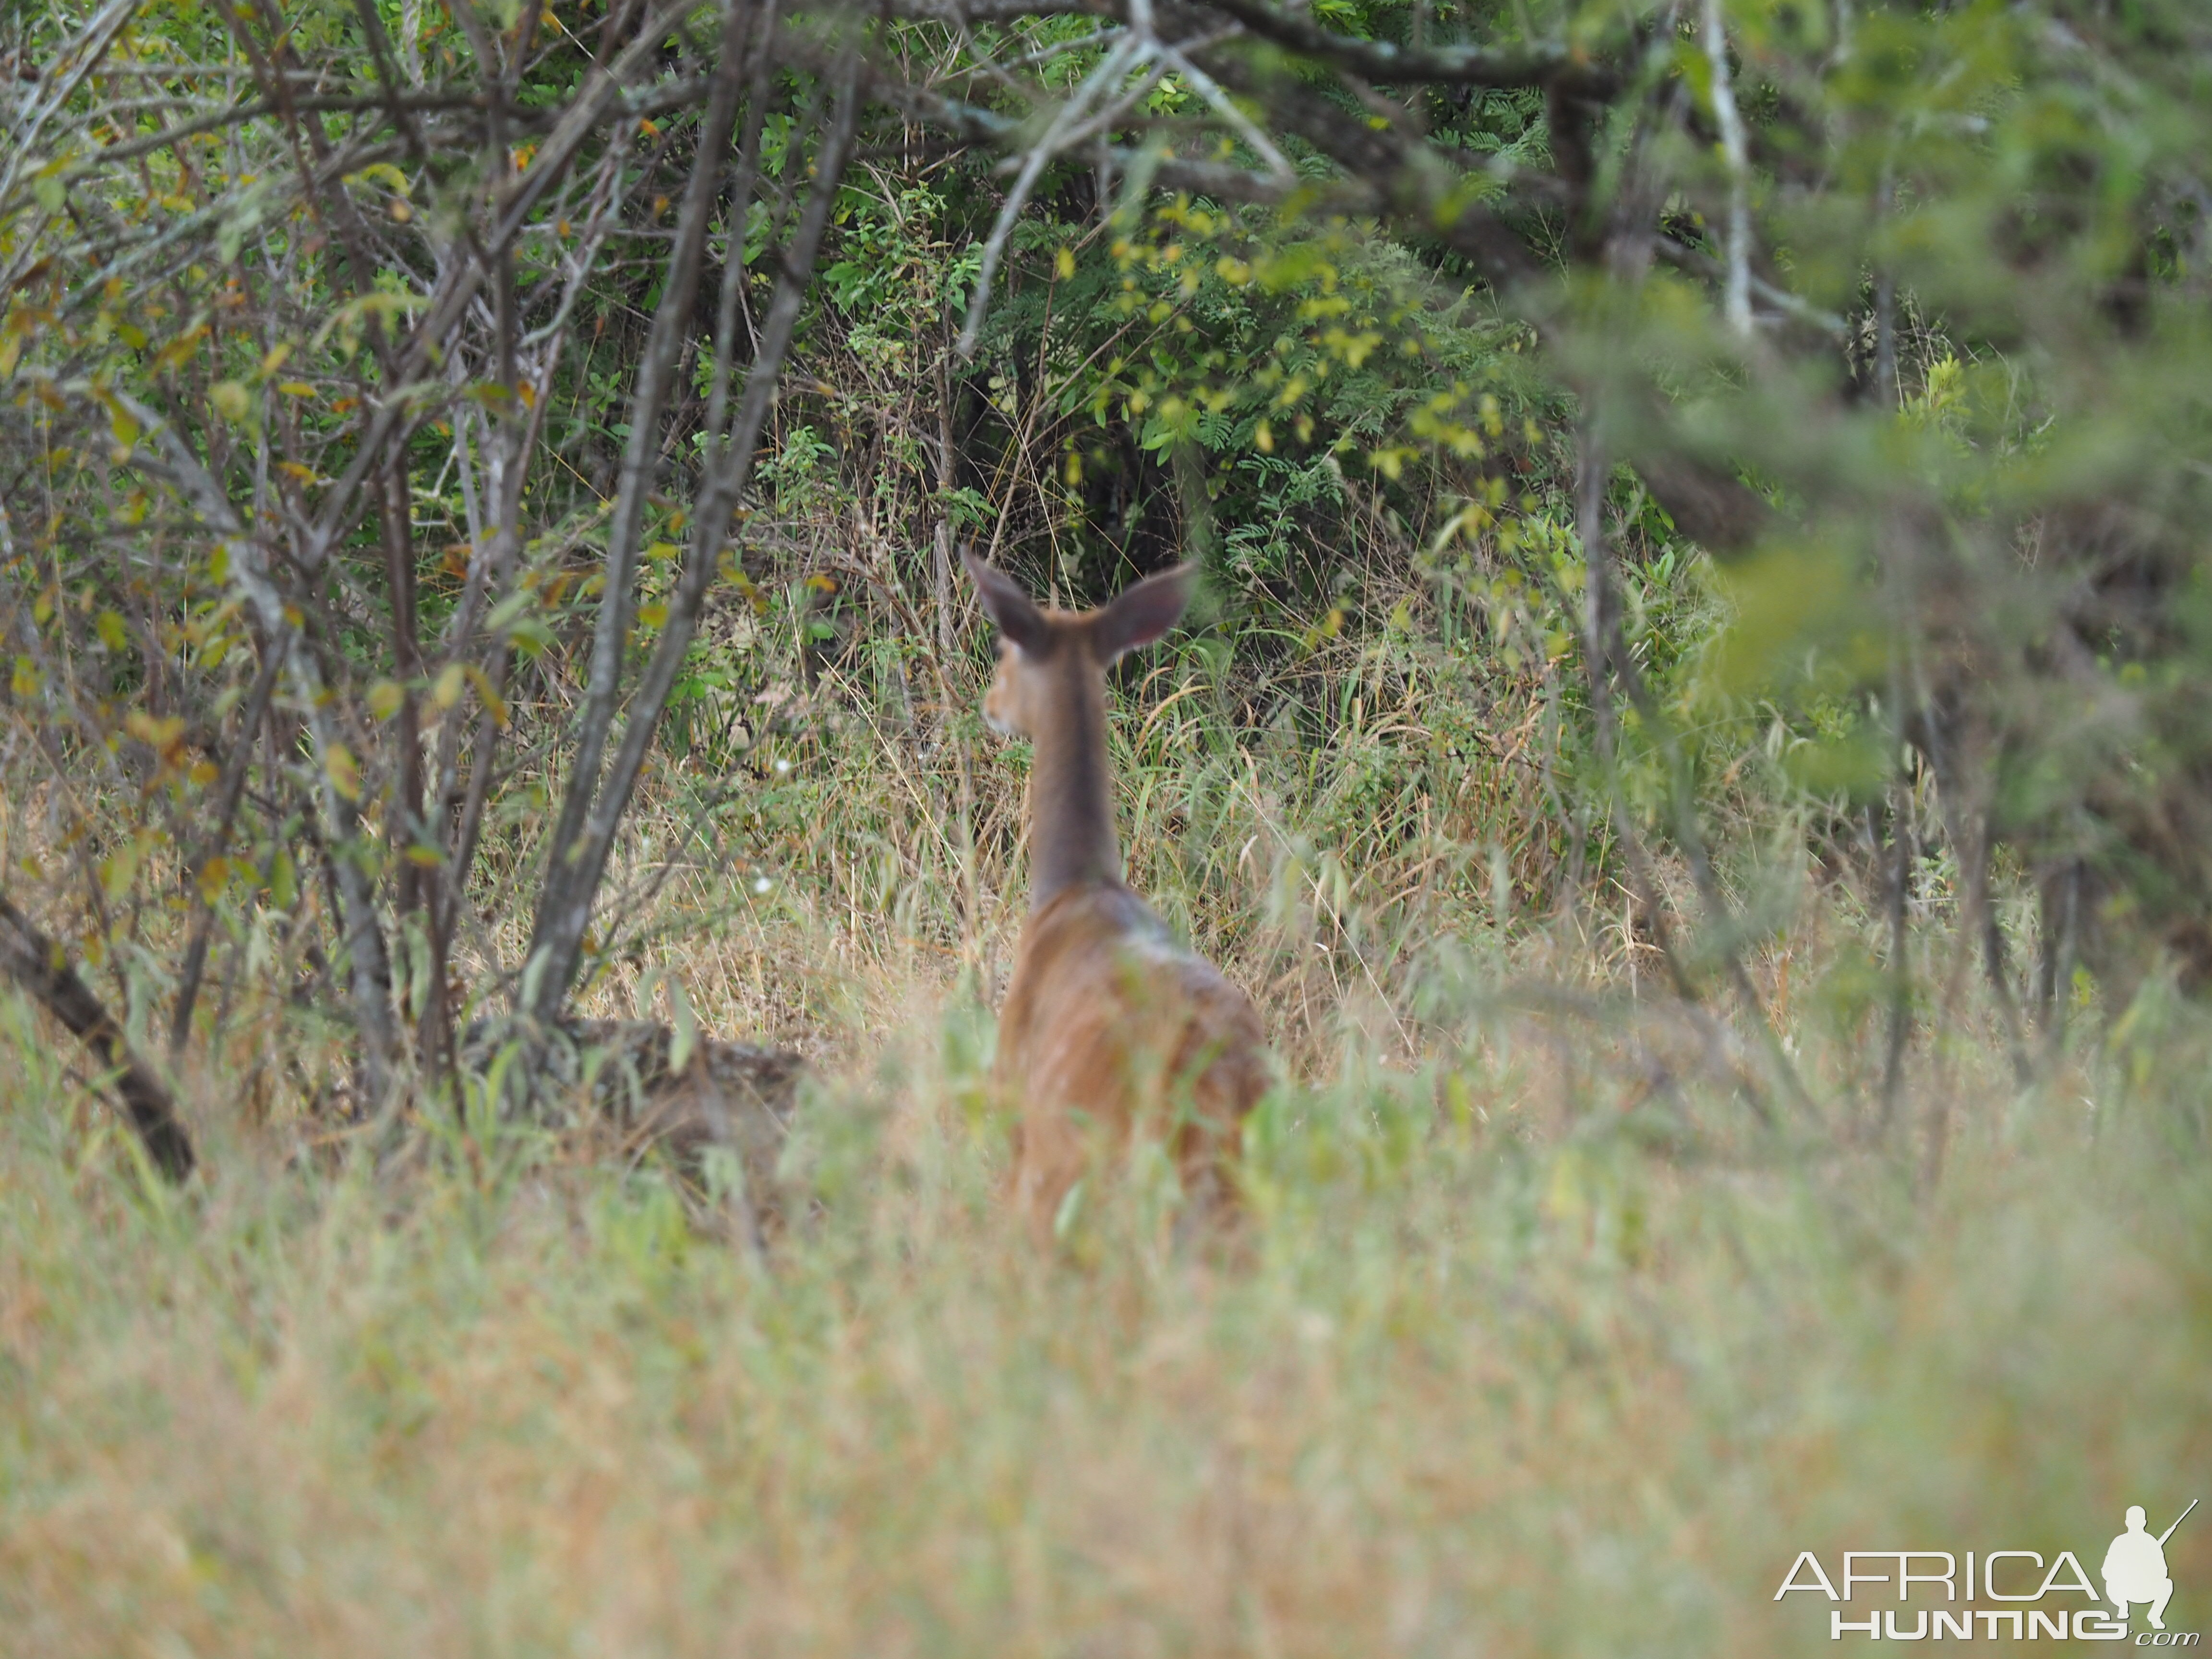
[965,553,1269,1240]
[997,884,1269,1237]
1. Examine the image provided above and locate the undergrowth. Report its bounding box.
[4,459,2207,1659]
[3,955,2208,1655]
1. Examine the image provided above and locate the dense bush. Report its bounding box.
[0,0,2205,1156]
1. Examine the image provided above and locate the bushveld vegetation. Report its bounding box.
[2,0,2209,1650]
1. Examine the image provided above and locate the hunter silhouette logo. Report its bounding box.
[1776,1498,2199,1643]
[2107,1502,2194,1632]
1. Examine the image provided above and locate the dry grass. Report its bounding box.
[4,593,2209,1657]
[556,614,1569,1076]
[5,859,2211,1657]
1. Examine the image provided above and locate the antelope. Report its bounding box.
[965,552,1269,1241]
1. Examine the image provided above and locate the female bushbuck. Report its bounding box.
[966,552,1269,1240]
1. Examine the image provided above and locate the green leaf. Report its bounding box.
[325,744,362,801]
[269,849,298,910]
[668,978,697,1077]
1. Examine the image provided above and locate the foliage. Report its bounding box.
[0,0,2207,1263]
[4,0,2212,1636]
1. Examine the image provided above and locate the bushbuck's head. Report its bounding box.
[962,553,1198,738]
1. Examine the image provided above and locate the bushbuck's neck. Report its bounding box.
[1027,651,1121,910]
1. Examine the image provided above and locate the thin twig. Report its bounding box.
[957,30,1152,358]
[1700,0,1753,336]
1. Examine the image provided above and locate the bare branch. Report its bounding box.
[525,58,865,1022]
[0,888,194,1180]
[1190,0,1608,92]
[1699,0,1752,336]
[110,391,400,1105]
[533,0,761,951]
[958,29,1154,356]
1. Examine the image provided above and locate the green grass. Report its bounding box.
[4,969,2207,1655]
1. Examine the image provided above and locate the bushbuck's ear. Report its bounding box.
[963,549,1049,653]
[1093,564,1197,662]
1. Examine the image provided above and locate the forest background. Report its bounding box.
[1,0,2209,1651]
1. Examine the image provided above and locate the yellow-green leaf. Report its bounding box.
[269,848,298,909]
[344,162,412,197]
[367,679,405,721]
[464,664,508,728]
[431,662,465,709]
[126,709,187,756]
[100,841,142,900]
[153,328,204,373]
[210,380,251,422]
[325,743,362,801]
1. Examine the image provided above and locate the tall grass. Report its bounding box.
[559,557,1574,1074]
[4,967,2208,1655]
[5,534,2208,1655]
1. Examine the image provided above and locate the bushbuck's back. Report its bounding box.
[966,553,1267,1238]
